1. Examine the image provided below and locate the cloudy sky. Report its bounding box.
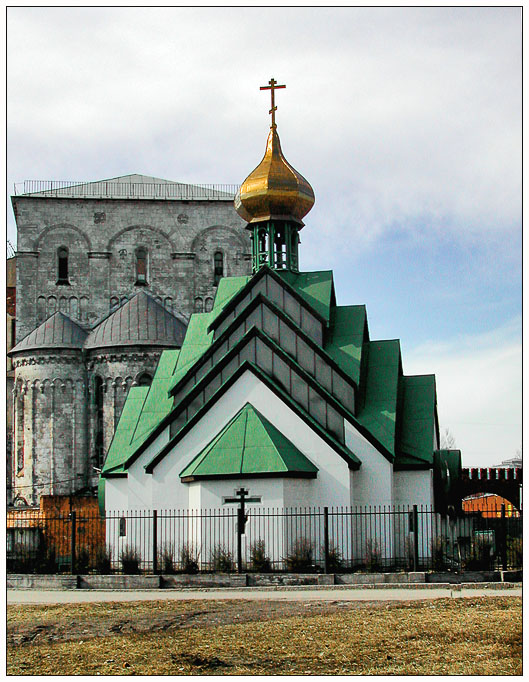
[7,7,521,467]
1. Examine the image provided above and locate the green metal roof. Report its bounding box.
[356,340,401,458]
[396,374,436,466]
[213,275,252,311]
[180,403,318,480]
[102,385,150,474]
[168,275,251,393]
[279,270,334,324]
[129,349,181,443]
[325,305,367,385]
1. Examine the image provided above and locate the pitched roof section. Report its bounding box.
[85,291,187,349]
[356,340,402,459]
[180,403,318,480]
[10,312,88,353]
[396,374,436,467]
[278,270,334,324]
[102,350,180,475]
[102,385,150,474]
[325,305,367,385]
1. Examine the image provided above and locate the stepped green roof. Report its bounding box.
[325,305,367,385]
[102,266,440,480]
[102,385,150,474]
[180,403,318,480]
[396,374,436,466]
[279,270,334,324]
[356,340,401,458]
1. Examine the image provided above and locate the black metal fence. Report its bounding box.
[7,504,522,575]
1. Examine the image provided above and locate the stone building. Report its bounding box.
[9,175,251,506]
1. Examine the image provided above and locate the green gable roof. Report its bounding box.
[356,340,401,458]
[325,305,367,385]
[396,374,436,466]
[180,403,318,480]
[102,385,150,474]
[279,270,334,324]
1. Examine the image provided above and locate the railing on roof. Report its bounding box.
[13,180,238,200]
[7,240,16,258]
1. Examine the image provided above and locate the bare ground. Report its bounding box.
[7,596,522,676]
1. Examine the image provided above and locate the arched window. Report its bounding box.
[37,296,46,322]
[205,297,214,312]
[110,296,119,312]
[57,247,69,285]
[137,372,152,387]
[194,297,203,313]
[214,251,224,286]
[69,297,79,319]
[135,247,148,285]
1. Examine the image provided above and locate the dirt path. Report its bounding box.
[8,598,391,647]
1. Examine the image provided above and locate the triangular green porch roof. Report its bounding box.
[180,403,318,480]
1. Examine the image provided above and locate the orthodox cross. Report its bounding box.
[260,78,286,127]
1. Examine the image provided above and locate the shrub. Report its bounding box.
[94,546,112,574]
[158,544,177,574]
[249,540,272,572]
[120,545,141,574]
[210,544,234,572]
[506,537,522,568]
[35,538,57,574]
[285,538,314,572]
[75,547,91,574]
[463,535,493,571]
[364,540,382,573]
[179,543,200,574]
[325,542,344,572]
[431,536,447,571]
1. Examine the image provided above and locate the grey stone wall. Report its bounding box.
[13,196,251,341]
[87,348,163,469]
[11,350,89,506]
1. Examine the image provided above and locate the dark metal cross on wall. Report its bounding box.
[260,78,286,128]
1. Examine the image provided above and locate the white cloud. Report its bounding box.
[7,7,521,250]
[406,317,522,468]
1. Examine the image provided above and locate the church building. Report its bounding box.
[8,176,251,506]
[100,80,462,556]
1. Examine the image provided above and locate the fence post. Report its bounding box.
[323,507,330,574]
[500,504,507,571]
[152,510,158,575]
[70,511,77,575]
[412,505,419,571]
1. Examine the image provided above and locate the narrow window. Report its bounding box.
[136,247,148,285]
[94,376,104,467]
[57,247,69,285]
[194,297,203,313]
[214,251,223,286]
[16,393,24,473]
[205,297,214,312]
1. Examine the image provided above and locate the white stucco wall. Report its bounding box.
[123,370,353,512]
[104,476,129,513]
[344,420,394,507]
[393,469,434,508]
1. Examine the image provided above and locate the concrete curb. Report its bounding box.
[7,570,522,591]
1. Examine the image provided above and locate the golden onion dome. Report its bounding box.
[235,124,315,226]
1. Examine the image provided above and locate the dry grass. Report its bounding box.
[8,596,521,676]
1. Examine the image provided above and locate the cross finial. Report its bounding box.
[260,78,286,128]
